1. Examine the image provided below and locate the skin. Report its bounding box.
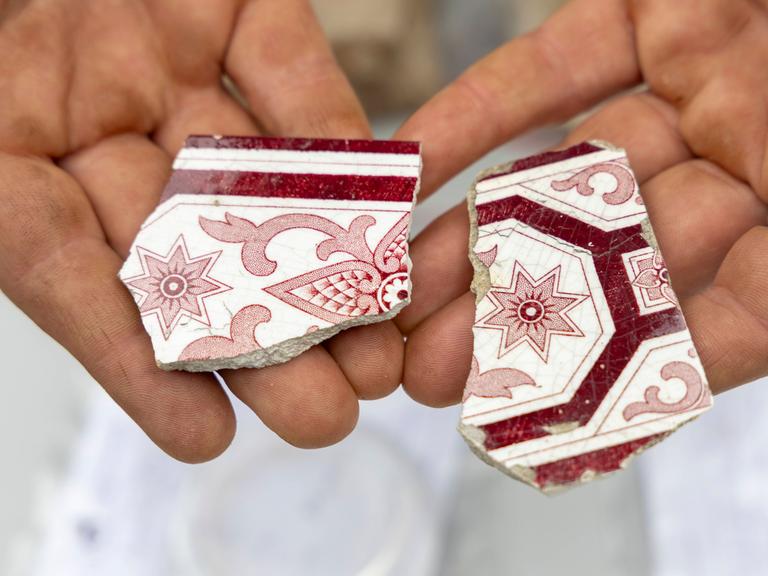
[0,0,404,462]
[1,0,765,462]
[395,0,768,407]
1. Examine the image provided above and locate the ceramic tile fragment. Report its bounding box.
[120,136,421,371]
[461,142,712,493]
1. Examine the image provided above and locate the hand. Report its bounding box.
[395,0,768,407]
[0,0,404,461]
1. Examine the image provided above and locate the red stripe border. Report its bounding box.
[184,135,421,155]
[479,142,602,182]
[161,170,418,203]
[533,434,663,489]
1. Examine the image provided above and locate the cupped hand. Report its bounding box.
[395,0,768,407]
[0,0,405,462]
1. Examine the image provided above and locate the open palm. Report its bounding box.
[0,0,406,462]
[395,0,768,407]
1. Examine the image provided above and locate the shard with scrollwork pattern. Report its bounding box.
[120,136,420,371]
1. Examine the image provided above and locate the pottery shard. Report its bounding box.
[461,141,712,493]
[120,136,421,372]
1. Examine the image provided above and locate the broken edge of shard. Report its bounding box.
[460,141,713,493]
[164,293,414,373]
[119,136,421,372]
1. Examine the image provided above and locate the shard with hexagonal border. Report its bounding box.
[461,142,712,492]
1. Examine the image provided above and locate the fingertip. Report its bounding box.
[279,394,359,449]
[325,321,404,401]
[128,370,237,464]
[224,347,361,450]
[402,368,463,408]
[402,293,474,408]
[159,395,237,463]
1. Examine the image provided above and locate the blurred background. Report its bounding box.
[3,0,768,575]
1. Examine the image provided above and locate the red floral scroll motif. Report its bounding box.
[476,245,498,268]
[373,214,410,274]
[199,213,375,277]
[200,212,411,322]
[551,162,636,205]
[623,361,707,421]
[179,305,271,362]
[631,251,677,305]
[463,356,537,402]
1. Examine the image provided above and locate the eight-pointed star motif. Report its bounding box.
[477,263,588,361]
[124,236,231,339]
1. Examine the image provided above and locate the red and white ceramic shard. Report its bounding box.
[119,136,421,371]
[462,141,712,492]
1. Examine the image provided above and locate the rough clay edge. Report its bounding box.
[158,144,423,373]
[160,299,411,372]
[458,140,712,493]
[460,413,708,495]
[461,153,548,490]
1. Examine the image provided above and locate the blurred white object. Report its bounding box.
[29,386,459,576]
[172,423,438,576]
[640,377,768,576]
[0,293,90,574]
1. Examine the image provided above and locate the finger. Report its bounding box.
[224,347,359,448]
[395,0,640,198]
[141,0,241,85]
[679,68,768,203]
[397,91,689,336]
[641,160,767,296]
[631,0,768,200]
[683,226,768,393]
[324,322,404,400]
[562,91,766,297]
[62,89,260,256]
[395,203,472,334]
[60,134,171,257]
[403,292,474,407]
[0,154,235,462]
[153,85,261,155]
[225,0,370,138]
[562,92,692,182]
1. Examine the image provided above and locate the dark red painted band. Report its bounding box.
[533,434,662,488]
[184,135,421,156]
[476,197,687,450]
[476,194,640,252]
[162,170,418,203]
[478,142,602,182]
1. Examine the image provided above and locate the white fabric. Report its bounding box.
[640,377,768,576]
[30,388,460,576]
